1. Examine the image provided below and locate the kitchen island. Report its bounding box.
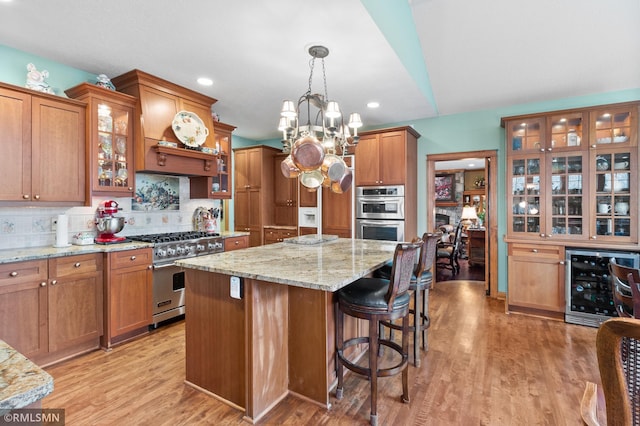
[176,236,398,423]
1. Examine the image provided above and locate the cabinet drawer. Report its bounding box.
[110,248,153,269]
[224,236,248,251]
[509,244,563,260]
[0,260,47,286]
[50,253,102,277]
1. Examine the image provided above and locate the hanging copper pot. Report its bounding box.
[291,135,325,171]
[321,154,346,182]
[280,155,300,178]
[330,168,353,194]
[299,170,324,189]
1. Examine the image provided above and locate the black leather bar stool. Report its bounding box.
[335,241,421,426]
[377,232,440,367]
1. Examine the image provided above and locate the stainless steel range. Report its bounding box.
[128,231,224,327]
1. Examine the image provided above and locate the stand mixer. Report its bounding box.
[95,200,127,244]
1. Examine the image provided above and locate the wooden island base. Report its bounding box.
[184,270,362,423]
[178,237,398,422]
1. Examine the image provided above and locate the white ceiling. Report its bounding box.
[1,0,638,141]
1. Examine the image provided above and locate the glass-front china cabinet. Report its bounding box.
[505,102,638,244]
[65,83,136,196]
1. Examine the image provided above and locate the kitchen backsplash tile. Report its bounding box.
[0,175,223,250]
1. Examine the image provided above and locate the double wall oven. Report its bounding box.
[128,232,223,327]
[355,186,405,241]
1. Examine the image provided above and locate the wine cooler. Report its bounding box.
[565,248,640,327]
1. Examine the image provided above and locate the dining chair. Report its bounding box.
[581,318,640,426]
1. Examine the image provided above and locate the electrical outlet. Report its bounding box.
[230,276,242,299]
[51,217,57,231]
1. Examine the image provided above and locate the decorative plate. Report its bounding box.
[171,111,209,147]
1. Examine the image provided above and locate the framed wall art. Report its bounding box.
[435,173,456,205]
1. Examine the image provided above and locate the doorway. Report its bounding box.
[427,150,498,298]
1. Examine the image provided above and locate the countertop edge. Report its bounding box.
[0,233,250,264]
[0,341,54,412]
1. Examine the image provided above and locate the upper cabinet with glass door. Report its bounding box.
[507,117,546,153]
[65,83,137,196]
[590,104,638,148]
[504,101,639,244]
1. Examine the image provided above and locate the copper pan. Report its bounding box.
[330,168,353,194]
[291,135,325,171]
[299,170,324,189]
[280,155,300,178]
[321,154,346,182]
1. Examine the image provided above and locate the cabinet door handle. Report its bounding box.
[9,271,18,277]
[22,194,29,199]
[539,148,545,152]
[234,241,239,245]
[51,280,57,285]
[591,235,597,240]
[40,282,46,287]
[128,187,133,191]
[74,262,81,268]
[34,195,40,200]
[547,147,553,152]
[591,144,597,148]
[559,261,565,265]
[532,249,538,253]
[130,256,136,261]
[539,233,546,238]
[147,265,153,270]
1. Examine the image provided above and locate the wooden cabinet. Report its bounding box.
[0,260,48,360]
[467,228,486,266]
[65,83,136,197]
[234,146,279,247]
[354,126,419,239]
[0,254,103,366]
[322,156,354,238]
[103,248,153,348]
[189,121,235,200]
[504,101,639,243]
[504,102,639,320]
[47,254,103,355]
[354,127,419,186]
[111,69,219,177]
[263,227,296,245]
[274,153,298,226]
[224,235,249,251]
[507,243,565,317]
[0,82,86,203]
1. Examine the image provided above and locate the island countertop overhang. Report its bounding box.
[175,238,398,292]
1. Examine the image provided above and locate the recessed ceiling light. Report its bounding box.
[197,77,213,86]
[367,101,380,108]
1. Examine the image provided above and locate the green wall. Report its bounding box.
[0,44,97,95]
[2,44,639,293]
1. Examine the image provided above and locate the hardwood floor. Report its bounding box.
[43,280,599,425]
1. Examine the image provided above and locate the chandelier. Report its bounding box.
[278,45,363,193]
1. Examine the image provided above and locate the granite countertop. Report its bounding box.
[0,241,153,265]
[0,233,250,265]
[0,340,53,413]
[176,237,398,292]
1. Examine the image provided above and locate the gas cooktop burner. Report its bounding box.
[128,231,220,243]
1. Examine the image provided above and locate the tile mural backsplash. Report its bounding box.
[0,174,223,250]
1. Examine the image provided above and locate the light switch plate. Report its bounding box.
[230,276,242,299]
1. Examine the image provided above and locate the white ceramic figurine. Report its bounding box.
[25,63,55,94]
